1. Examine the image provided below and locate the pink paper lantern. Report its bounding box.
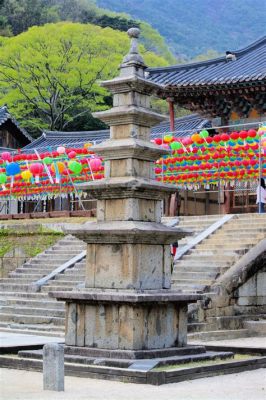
[89,158,102,172]
[1,151,12,162]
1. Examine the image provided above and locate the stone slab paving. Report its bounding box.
[189,336,266,349]
[0,332,64,349]
[0,367,265,400]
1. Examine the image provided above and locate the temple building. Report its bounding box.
[146,36,266,215]
[0,106,32,150]
[147,36,266,127]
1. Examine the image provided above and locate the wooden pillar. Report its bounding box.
[167,98,175,132]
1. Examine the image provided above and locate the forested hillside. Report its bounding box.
[97,0,266,57]
[0,0,175,63]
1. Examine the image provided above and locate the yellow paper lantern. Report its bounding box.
[21,170,32,181]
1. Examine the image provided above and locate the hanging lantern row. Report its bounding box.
[0,144,104,199]
[153,127,266,187]
[0,127,265,198]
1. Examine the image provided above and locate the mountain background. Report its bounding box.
[0,0,265,134]
[97,0,266,58]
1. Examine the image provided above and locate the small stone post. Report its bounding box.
[43,343,64,391]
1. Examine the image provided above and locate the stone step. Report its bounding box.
[171,283,207,292]
[61,272,85,278]
[3,298,64,309]
[63,270,85,276]
[173,265,228,274]
[188,328,251,341]
[0,326,65,337]
[18,348,232,367]
[54,277,83,283]
[222,227,266,233]
[0,306,65,318]
[197,241,251,248]
[175,260,229,268]
[172,278,213,286]
[207,314,266,330]
[0,313,64,325]
[0,283,31,292]
[182,253,237,261]
[14,267,59,274]
[0,292,51,299]
[172,271,219,280]
[28,259,73,265]
[207,232,265,239]
[37,253,78,258]
[22,263,64,269]
[44,280,79,287]
[227,220,266,225]
[204,235,262,243]
[58,276,85,282]
[0,278,40,284]
[0,321,65,331]
[243,320,266,335]
[52,242,86,248]
[188,322,218,333]
[41,285,77,292]
[8,273,46,279]
[175,259,230,267]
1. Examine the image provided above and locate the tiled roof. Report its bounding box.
[152,114,211,137]
[147,36,266,88]
[23,129,110,150]
[0,106,32,144]
[23,114,210,151]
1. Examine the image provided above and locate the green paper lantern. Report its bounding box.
[43,157,53,165]
[199,130,209,139]
[0,173,7,184]
[68,160,82,174]
[170,142,182,150]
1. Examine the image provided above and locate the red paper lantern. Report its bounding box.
[221,133,230,141]
[230,132,239,140]
[239,131,248,139]
[155,138,162,145]
[248,129,257,138]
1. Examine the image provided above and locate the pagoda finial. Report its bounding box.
[120,28,146,75]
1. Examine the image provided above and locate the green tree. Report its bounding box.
[0,0,176,64]
[0,22,168,135]
[1,0,58,35]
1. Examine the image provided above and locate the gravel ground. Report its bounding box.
[1,367,266,400]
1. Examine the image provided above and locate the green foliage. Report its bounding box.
[97,0,266,58]
[0,227,64,258]
[191,50,221,62]
[0,22,168,135]
[0,0,175,63]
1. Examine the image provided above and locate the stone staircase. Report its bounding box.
[0,214,265,339]
[172,214,266,293]
[0,235,86,335]
[173,214,266,340]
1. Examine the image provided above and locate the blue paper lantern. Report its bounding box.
[6,162,20,176]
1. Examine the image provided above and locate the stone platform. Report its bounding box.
[51,291,202,356]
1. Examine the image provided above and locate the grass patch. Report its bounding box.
[1,217,95,225]
[0,229,64,258]
[0,242,12,257]
[153,354,256,371]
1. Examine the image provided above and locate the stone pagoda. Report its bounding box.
[54,28,202,360]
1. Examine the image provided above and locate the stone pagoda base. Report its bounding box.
[52,290,202,359]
